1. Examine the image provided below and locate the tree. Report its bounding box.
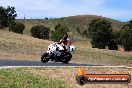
[0,6,7,29]
[51,23,69,41]
[108,39,118,50]
[88,18,113,49]
[107,31,119,50]
[119,20,132,51]
[9,22,25,34]
[5,6,17,25]
[30,25,49,39]
[82,30,88,38]
[45,17,48,20]
[76,27,80,33]
[0,6,17,29]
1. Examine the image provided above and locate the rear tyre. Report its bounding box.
[62,52,72,63]
[41,53,50,63]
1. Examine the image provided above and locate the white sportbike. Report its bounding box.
[41,43,76,63]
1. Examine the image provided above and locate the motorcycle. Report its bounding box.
[41,43,76,63]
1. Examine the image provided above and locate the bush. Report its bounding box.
[88,18,113,49]
[82,30,88,38]
[9,22,25,34]
[108,39,118,50]
[30,25,49,39]
[119,21,132,51]
[51,23,69,41]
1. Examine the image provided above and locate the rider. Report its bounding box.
[58,34,71,52]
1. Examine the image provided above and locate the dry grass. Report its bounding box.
[71,40,132,66]
[19,67,132,88]
[0,30,132,66]
[0,30,52,60]
[72,47,132,66]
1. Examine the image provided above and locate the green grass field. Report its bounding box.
[0,67,131,88]
[0,68,71,88]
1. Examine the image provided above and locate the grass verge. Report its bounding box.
[0,67,131,88]
[0,68,71,88]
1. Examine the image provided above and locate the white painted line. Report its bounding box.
[0,66,131,69]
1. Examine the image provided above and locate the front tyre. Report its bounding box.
[62,53,72,63]
[41,53,50,63]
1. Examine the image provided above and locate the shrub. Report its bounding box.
[9,22,25,34]
[119,21,132,51]
[30,25,49,39]
[51,23,69,41]
[108,39,118,50]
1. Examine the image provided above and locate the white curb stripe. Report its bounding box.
[0,66,131,69]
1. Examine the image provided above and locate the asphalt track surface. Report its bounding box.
[0,59,131,69]
[0,59,100,66]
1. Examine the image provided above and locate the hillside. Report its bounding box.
[16,15,124,37]
[0,30,132,66]
[0,30,51,60]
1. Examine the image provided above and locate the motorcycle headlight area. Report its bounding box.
[70,46,76,52]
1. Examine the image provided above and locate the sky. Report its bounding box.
[0,0,132,22]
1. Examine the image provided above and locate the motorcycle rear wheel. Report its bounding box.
[41,53,50,63]
[62,52,72,63]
